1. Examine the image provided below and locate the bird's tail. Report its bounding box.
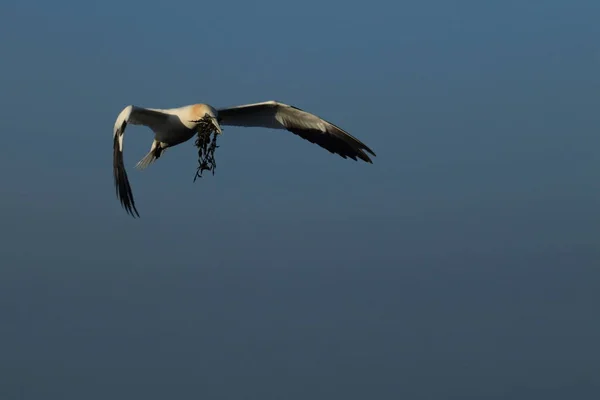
[135,140,165,170]
[135,152,156,170]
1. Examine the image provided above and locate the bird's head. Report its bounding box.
[189,103,222,134]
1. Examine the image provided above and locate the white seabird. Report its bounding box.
[113,100,376,217]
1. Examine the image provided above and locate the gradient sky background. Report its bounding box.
[1,0,599,399]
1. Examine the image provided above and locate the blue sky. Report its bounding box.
[1,0,599,398]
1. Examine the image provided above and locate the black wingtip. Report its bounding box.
[364,146,377,158]
[113,134,140,218]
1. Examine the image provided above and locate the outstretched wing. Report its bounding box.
[216,101,376,163]
[113,105,170,217]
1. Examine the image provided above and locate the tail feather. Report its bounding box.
[135,151,157,170]
[135,141,165,170]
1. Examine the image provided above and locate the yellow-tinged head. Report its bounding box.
[189,103,222,134]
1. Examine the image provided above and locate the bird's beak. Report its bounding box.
[211,118,222,134]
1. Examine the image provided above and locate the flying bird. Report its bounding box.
[113,100,376,217]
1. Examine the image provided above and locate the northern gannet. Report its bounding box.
[113,101,376,217]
